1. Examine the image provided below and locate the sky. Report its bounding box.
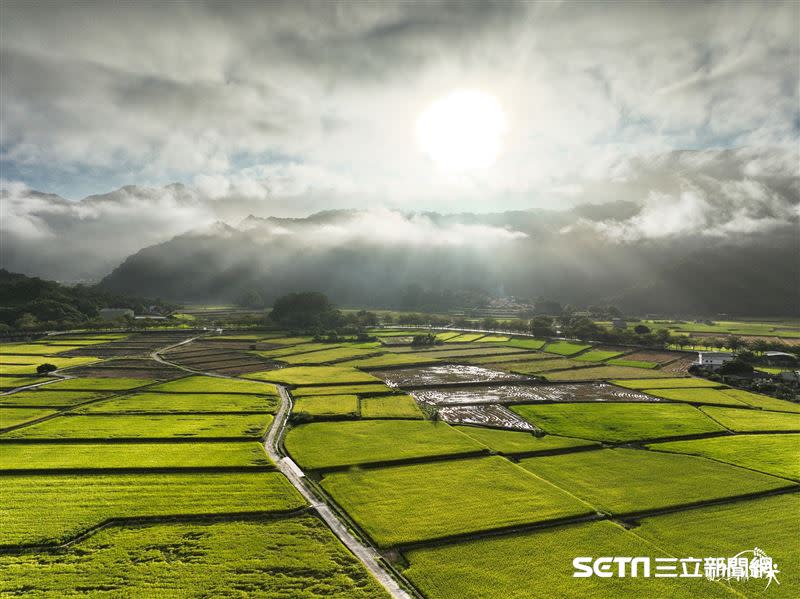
[1,0,798,281]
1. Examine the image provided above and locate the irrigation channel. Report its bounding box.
[152,337,413,599]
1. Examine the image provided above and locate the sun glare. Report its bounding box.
[416,89,507,171]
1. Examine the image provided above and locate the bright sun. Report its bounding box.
[416,89,507,171]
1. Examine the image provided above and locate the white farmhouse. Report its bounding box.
[694,351,733,370]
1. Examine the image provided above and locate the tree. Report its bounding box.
[268,292,339,329]
[235,289,264,309]
[634,324,651,335]
[726,336,745,353]
[530,316,555,337]
[718,359,754,375]
[481,317,499,330]
[36,363,58,374]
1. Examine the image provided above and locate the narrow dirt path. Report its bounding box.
[153,339,412,599]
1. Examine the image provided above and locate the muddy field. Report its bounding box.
[162,340,280,375]
[63,333,196,358]
[437,404,537,430]
[66,358,184,379]
[412,382,657,406]
[622,350,689,364]
[372,365,526,387]
[659,356,697,374]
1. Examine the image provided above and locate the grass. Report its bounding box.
[518,448,793,514]
[543,366,675,381]
[403,519,732,599]
[0,407,57,428]
[279,347,379,365]
[511,403,724,442]
[337,353,442,369]
[716,388,800,413]
[640,388,750,407]
[321,456,593,547]
[607,359,659,369]
[542,341,591,356]
[699,406,800,432]
[2,413,273,439]
[0,472,305,546]
[245,366,381,386]
[575,350,625,362]
[284,420,485,469]
[360,394,424,419]
[75,392,278,413]
[0,515,387,598]
[0,390,109,407]
[0,441,272,470]
[634,494,800,598]
[611,377,719,389]
[502,338,547,350]
[453,426,598,454]
[150,375,277,395]
[648,434,800,480]
[293,394,360,419]
[292,383,394,397]
[42,377,155,391]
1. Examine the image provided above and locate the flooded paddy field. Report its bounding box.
[412,382,657,406]
[371,364,526,387]
[437,404,537,430]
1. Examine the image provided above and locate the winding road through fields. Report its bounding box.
[153,338,412,599]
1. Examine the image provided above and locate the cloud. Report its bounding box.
[1,1,797,212]
[562,147,799,241]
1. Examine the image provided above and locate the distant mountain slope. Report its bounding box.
[99,208,799,316]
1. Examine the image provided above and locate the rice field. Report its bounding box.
[245,366,381,386]
[542,342,591,356]
[606,359,659,369]
[0,441,273,470]
[75,392,278,413]
[373,364,524,387]
[699,406,800,432]
[503,358,584,374]
[278,347,379,365]
[42,377,155,391]
[320,456,594,547]
[0,376,54,390]
[575,350,625,362]
[518,448,793,514]
[0,389,109,407]
[453,426,598,454]
[634,493,800,597]
[0,472,305,546]
[0,516,387,598]
[445,333,486,343]
[150,375,277,395]
[403,519,731,599]
[611,377,719,389]
[0,407,57,428]
[291,383,394,397]
[293,394,360,419]
[714,388,800,413]
[502,338,547,350]
[337,353,442,369]
[1,413,273,439]
[511,402,724,442]
[640,388,750,407]
[543,366,675,381]
[359,394,424,419]
[647,434,800,480]
[284,420,485,469]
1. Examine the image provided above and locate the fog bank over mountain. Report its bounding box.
[96,204,798,316]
